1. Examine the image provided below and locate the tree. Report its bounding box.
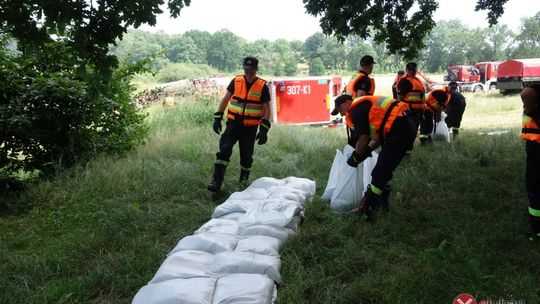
[512,12,540,58]
[0,0,192,77]
[308,57,326,76]
[303,0,510,59]
[206,30,246,72]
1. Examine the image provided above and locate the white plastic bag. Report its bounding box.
[212,199,264,218]
[212,274,276,304]
[432,112,451,142]
[211,251,282,283]
[322,149,343,201]
[228,188,269,201]
[194,218,239,236]
[149,250,214,284]
[248,177,285,190]
[330,145,363,211]
[283,176,316,200]
[238,200,301,228]
[132,277,217,304]
[237,223,296,242]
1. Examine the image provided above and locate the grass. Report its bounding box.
[1,92,538,303]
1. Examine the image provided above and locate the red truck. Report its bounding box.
[445,62,499,92]
[496,58,540,94]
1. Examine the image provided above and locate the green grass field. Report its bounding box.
[1,92,538,303]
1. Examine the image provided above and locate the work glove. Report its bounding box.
[213,112,223,134]
[346,149,372,167]
[256,118,271,145]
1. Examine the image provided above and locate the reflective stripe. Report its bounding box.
[215,160,229,166]
[406,92,423,101]
[419,134,429,139]
[529,207,540,217]
[370,184,383,195]
[376,96,393,109]
[523,115,532,123]
[241,166,251,171]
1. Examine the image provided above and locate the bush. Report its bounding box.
[157,62,218,83]
[0,41,147,176]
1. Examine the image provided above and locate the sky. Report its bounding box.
[138,0,540,41]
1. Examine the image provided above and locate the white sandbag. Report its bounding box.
[214,211,245,221]
[322,149,343,200]
[195,218,239,236]
[432,112,451,142]
[170,233,238,255]
[132,277,217,304]
[285,215,302,232]
[238,200,301,227]
[267,185,307,204]
[362,151,378,193]
[212,199,264,218]
[330,163,363,211]
[212,274,276,304]
[228,188,268,201]
[248,177,285,190]
[282,176,316,199]
[211,251,282,283]
[234,235,282,257]
[149,250,214,284]
[237,223,296,242]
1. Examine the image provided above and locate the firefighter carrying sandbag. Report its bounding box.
[419,85,452,146]
[208,57,271,192]
[331,95,416,221]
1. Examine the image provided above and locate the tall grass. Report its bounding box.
[1,93,538,303]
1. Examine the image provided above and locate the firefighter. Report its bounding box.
[391,70,405,99]
[345,55,376,98]
[208,56,271,192]
[521,84,540,240]
[330,94,416,221]
[444,81,467,138]
[396,62,426,154]
[419,86,451,145]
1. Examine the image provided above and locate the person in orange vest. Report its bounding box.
[391,70,405,99]
[331,94,416,220]
[345,55,376,98]
[419,85,451,145]
[208,56,271,192]
[521,84,540,240]
[396,62,426,154]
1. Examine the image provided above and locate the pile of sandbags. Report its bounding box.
[132,176,316,304]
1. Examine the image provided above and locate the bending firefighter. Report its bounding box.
[521,84,540,240]
[420,85,451,145]
[208,56,271,192]
[331,95,416,220]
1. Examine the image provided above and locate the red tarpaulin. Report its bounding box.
[498,58,540,78]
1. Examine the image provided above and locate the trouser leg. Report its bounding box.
[419,111,433,145]
[526,141,540,238]
[406,110,422,154]
[238,125,258,183]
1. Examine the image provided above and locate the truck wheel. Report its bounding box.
[449,73,457,81]
[473,85,483,92]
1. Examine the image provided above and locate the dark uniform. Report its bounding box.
[445,91,466,137]
[420,88,450,145]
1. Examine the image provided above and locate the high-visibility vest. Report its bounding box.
[425,88,450,114]
[346,71,375,97]
[226,75,267,126]
[522,114,540,143]
[397,75,425,111]
[345,96,410,141]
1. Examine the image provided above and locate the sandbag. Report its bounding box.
[212,199,264,218]
[149,250,214,284]
[282,176,316,200]
[228,188,268,201]
[238,199,301,228]
[211,251,282,283]
[267,185,307,204]
[214,211,245,221]
[322,149,343,200]
[195,218,239,236]
[234,235,282,257]
[132,277,217,304]
[248,177,285,190]
[237,223,296,242]
[170,233,238,255]
[330,145,363,211]
[212,274,276,304]
[432,112,451,142]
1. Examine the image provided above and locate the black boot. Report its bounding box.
[528,215,540,241]
[207,164,226,192]
[380,185,391,213]
[239,169,250,184]
[452,128,459,139]
[349,185,381,222]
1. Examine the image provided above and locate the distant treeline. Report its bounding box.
[111,13,540,80]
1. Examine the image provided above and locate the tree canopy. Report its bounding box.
[303,0,510,59]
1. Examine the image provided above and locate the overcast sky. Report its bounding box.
[138,0,540,41]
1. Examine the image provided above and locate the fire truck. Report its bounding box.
[496,58,540,94]
[444,62,499,92]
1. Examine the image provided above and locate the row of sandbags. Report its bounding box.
[132,176,316,304]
